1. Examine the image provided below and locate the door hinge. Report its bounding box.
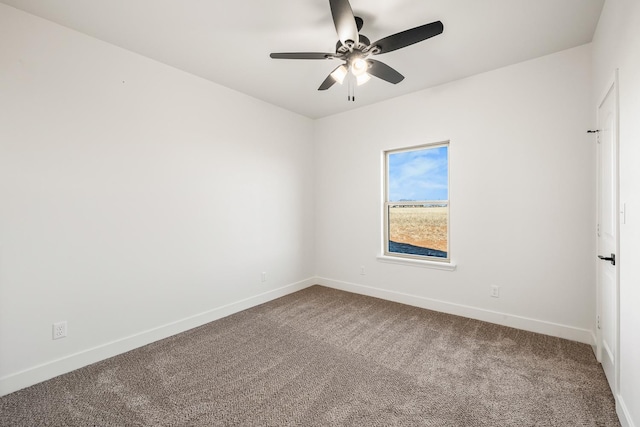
[597,223,600,237]
[597,315,601,330]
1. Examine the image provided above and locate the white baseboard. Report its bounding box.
[316,277,595,345]
[0,277,316,397]
[0,277,602,398]
[617,394,636,427]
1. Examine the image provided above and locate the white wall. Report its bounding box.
[315,45,595,343]
[0,4,315,395]
[592,1,640,425]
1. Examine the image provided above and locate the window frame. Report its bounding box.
[383,141,451,264]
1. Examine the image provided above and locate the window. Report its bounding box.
[384,142,449,263]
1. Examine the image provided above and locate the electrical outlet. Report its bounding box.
[261,272,267,283]
[53,321,67,340]
[360,266,365,275]
[490,285,500,298]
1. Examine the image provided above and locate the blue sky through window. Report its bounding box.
[388,145,448,201]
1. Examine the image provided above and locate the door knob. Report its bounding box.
[598,253,615,266]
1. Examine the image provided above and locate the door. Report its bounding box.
[597,76,618,394]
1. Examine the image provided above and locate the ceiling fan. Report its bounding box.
[270,0,444,99]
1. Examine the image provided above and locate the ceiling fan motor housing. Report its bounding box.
[336,34,372,55]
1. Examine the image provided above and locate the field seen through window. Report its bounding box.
[388,205,448,257]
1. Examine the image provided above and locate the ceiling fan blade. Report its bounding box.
[366,59,404,84]
[329,0,359,46]
[270,52,336,60]
[318,68,340,91]
[371,21,443,55]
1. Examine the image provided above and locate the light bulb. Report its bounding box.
[351,58,368,76]
[356,73,371,86]
[330,65,348,85]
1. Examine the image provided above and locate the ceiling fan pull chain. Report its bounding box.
[353,77,356,102]
[352,76,356,101]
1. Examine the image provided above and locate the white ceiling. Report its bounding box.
[2,0,604,119]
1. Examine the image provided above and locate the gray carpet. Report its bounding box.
[0,285,619,426]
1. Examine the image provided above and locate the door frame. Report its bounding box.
[595,69,620,396]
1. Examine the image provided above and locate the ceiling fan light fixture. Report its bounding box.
[356,73,371,86]
[331,65,348,84]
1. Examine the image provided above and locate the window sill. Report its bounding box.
[376,255,457,271]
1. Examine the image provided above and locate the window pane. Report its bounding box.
[388,146,448,202]
[388,203,448,258]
